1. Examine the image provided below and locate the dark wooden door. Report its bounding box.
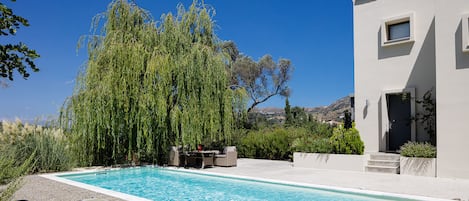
[387,93,411,151]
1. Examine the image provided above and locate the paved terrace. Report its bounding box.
[11,158,469,201]
[202,159,469,200]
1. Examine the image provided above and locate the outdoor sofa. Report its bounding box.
[214,146,237,167]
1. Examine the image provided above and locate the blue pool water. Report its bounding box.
[60,167,415,201]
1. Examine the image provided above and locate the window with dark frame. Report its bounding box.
[387,21,410,42]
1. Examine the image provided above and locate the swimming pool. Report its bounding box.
[57,167,418,201]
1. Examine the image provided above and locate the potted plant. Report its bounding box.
[197,144,204,151]
[399,142,437,177]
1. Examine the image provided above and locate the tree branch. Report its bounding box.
[247,85,281,113]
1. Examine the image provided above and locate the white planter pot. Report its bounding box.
[400,156,436,177]
[293,152,365,172]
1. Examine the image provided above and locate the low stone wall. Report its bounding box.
[293,152,365,172]
[400,157,436,177]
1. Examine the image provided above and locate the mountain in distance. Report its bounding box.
[252,96,352,122]
[305,96,352,121]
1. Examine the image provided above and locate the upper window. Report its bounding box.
[388,21,410,41]
[462,14,469,52]
[382,13,414,46]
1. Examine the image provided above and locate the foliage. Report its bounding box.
[290,120,335,154]
[414,89,436,145]
[237,120,335,158]
[0,149,36,201]
[290,106,308,125]
[284,98,292,125]
[62,0,241,165]
[232,54,293,112]
[306,119,334,138]
[343,110,352,129]
[0,120,74,173]
[237,127,308,160]
[329,124,364,155]
[220,41,239,80]
[292,137,333,153]
[400,141,436,158]
[244,112,284,130]
[0,0,39,81]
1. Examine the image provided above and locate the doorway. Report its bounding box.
[386,93,412,152]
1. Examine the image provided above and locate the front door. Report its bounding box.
[387,93,411,151]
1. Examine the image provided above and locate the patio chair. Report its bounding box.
[168,146,181,166]
[214,146,237,167]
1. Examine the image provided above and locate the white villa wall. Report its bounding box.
[434,0,469,179]
[293,152,365,172]
[353,0,436,152]
[355,0,469,179]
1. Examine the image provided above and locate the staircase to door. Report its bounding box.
[365,153,400,174]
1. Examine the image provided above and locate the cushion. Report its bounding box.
[223,146,236,153]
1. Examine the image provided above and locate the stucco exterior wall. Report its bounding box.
[353,0,436,152]
[293,152,365,172]
[354,0,469,179]
[434,0,469,179]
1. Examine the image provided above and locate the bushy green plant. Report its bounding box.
[292,137,333,153]
[307,120,334,138]
[400,142,436,158]
[0,120,74,173]
[0,149,36,201]
[329,125,364,155]
[238,127,308,160]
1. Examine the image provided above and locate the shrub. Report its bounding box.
[0,150,35,201]
[307,120,334,138]
[400,142,436,158]
[292,137,333,154]
[329,125,364,155]
[237,127,308,160]
[0,120,75,173]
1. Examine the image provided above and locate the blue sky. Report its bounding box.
[0,0,354,121]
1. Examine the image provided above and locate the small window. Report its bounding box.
[382,13,414,46]
[462,14,469,52]
[388,21,410,41]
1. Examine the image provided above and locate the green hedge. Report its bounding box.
[237,127,308,160]
[292,137,333,154]
[329,125,364,155]
[237,122,366,159]
[400,142,436,158]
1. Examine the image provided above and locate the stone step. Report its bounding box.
[365,165,400,174]
[367,159,400,167]
[369,153,400,161]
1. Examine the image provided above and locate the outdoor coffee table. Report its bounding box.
[187,151,216,168]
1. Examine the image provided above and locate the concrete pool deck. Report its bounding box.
[11,158,469,200]
[201,159,469,200]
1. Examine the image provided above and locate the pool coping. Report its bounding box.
[40,166,451,201]
[166,167,450,201]
[40,168,151,201]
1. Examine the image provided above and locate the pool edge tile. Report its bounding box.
[40,173,151,201]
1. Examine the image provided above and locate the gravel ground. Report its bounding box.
[12,175,124,201]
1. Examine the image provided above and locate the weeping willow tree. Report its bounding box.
[61,0,244,166]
